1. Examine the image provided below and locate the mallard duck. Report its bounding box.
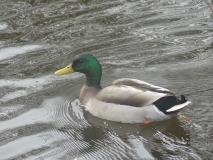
[55,54,191,124]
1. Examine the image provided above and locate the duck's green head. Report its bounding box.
[55,54,102,88]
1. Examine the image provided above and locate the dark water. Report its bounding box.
[0,0,213,159]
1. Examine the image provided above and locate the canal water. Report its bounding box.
[0,0,213,159]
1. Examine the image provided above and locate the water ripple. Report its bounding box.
[0,0,213,159]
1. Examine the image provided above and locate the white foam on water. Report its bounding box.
[0,90,28,102]
[0,73,80,102]
[0,130,73,160]
[0,76,51,102]
[0,22,8,30]
[0,96,87,159]
[0,134,47,159]
[0,97,61,131]
[0,76,48,89]
[0,45,43,61]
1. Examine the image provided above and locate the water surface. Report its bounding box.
[0,0,213,159]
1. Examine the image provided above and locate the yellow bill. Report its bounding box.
[55,64,74,75]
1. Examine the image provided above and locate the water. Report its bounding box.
[0,0,213,159]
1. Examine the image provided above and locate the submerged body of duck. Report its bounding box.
[55,54,191,124]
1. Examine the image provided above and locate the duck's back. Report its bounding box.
[96,78,175,107]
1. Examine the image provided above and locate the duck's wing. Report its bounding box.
[111,78,175,95]
[96,78,175,107]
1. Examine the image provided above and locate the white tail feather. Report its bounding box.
[166,101,191,112]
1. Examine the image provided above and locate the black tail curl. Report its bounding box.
[180,95,187,103]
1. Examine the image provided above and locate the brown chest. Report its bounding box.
[79,85,100,105]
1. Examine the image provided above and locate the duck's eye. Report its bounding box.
[76,59,83,64]
[73,59,83,67]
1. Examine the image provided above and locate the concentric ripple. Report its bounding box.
[0,0,213,159]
